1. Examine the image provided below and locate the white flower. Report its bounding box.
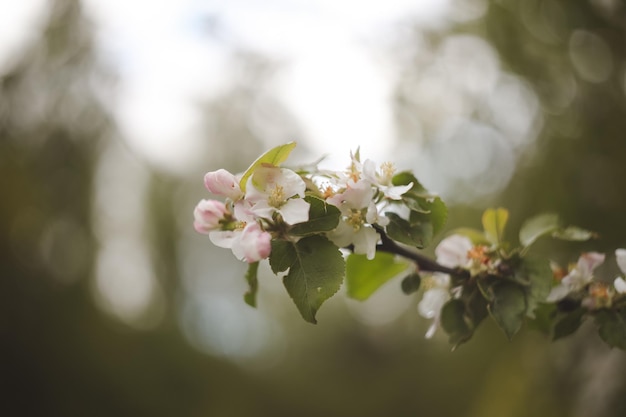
[547,252,605,302]
[245,165,310,225]
[326,179,383,260]
[614,249,626,294]
[415,235,472,339]
[435,234,473,269]
[417,273,451,339]
[362,159,412,200]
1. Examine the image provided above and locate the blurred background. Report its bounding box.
[2,0,626,416]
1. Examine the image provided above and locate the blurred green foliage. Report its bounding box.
[2,0,626,416]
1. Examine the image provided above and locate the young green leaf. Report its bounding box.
[345,253,409,301]
[552,226,595,241]
[482,207,509,245]
[488,282,527,340]
[288,196,340,236]
[280,235,345,324]
[519,213,560,248]
[239,142,297,192]
[244,262,260,307]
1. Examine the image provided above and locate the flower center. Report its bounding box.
[268,185,285,208]
[380,161,395,183]
[346,209,364,230]
[467,245,489,265]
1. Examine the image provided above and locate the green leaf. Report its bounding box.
[526,303,557,334]
[552,226,595,241]
[289,196,340,236]
[595,309,626,350]
[553,308,586,341]
[280,236,345,324]
[345,253,409,301]
[519,213,559,248]
[441,299,473,348]
[391,172,431,213]
[239,142,297,192]
[401,273,422,295]
[391,171,427,194]
[385,212,433,249]
[243,262,260,307]
[269,239,296,274]
[409,197,448,237]
[516,257,553,318]
[482,207,509,245]
[488,282,527,340]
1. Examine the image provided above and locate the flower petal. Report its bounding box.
[615,249,626,274]
[614,277,626,294]
[576,252,605,277]
[278,198,310,225]
[435,234,473,268]
[352,226,380,260]
[546,283,570,302]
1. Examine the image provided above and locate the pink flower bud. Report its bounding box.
[204,169,242,200]
[232,223,272,263]
[193,199,227,234]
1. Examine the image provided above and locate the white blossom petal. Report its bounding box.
[546,283,571,302]
[278,198,310,225]
[352,226,380,260]
[418,288,450,319]
[209,230,238,249]
[614,277,626,294]
[435,235,473,268]
[615,249,626,274]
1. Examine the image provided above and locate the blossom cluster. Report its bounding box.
[193,143,626,349]
[547,249,626,309]
[193,148,413,263]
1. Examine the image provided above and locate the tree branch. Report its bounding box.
[374,226,470,279]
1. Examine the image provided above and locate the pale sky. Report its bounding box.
[0,0,452,173]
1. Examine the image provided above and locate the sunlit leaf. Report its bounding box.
[519,213,559,248]
[346,253,409,301]
[482,207,509,245]
[239,142,297,192]
[552,226,595,241]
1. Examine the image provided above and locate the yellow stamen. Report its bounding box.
[268,185,285,208]
[346,209,364,231]
[380,161,396,182]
